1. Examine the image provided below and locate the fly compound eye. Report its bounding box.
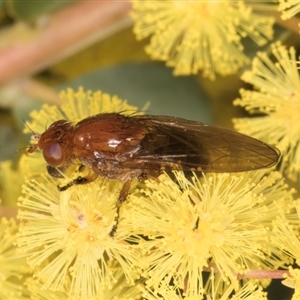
[43,143,64,166]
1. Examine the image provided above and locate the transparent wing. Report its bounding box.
[120,115,280,172]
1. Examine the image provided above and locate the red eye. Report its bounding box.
[42,143,64,166]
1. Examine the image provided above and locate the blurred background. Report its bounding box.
[0,1,299,298]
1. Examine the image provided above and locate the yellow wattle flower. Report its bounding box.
[279,0,300,20]
[17,175,141,299]
[233,42,300,181]
[123,170,294,298]
[131,0,274,79]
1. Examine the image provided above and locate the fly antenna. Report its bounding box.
[21,117,35,135]
[21,118,40,153]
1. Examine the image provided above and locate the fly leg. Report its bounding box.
[46,164,92,190]
[119,180,132,203]
[57,168,98,191]
[110,180,131,237]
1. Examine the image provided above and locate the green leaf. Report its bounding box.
[58,62,212,123]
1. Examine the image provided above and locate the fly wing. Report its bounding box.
[120,115,280,173]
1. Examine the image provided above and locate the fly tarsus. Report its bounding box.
[57,176,88,191]
[57,171,99,191]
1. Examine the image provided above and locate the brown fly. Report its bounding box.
[28,113,280,234]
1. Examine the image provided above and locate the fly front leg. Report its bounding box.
[57,169,99,191]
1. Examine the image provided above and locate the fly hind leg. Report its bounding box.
[110,180,132,237]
